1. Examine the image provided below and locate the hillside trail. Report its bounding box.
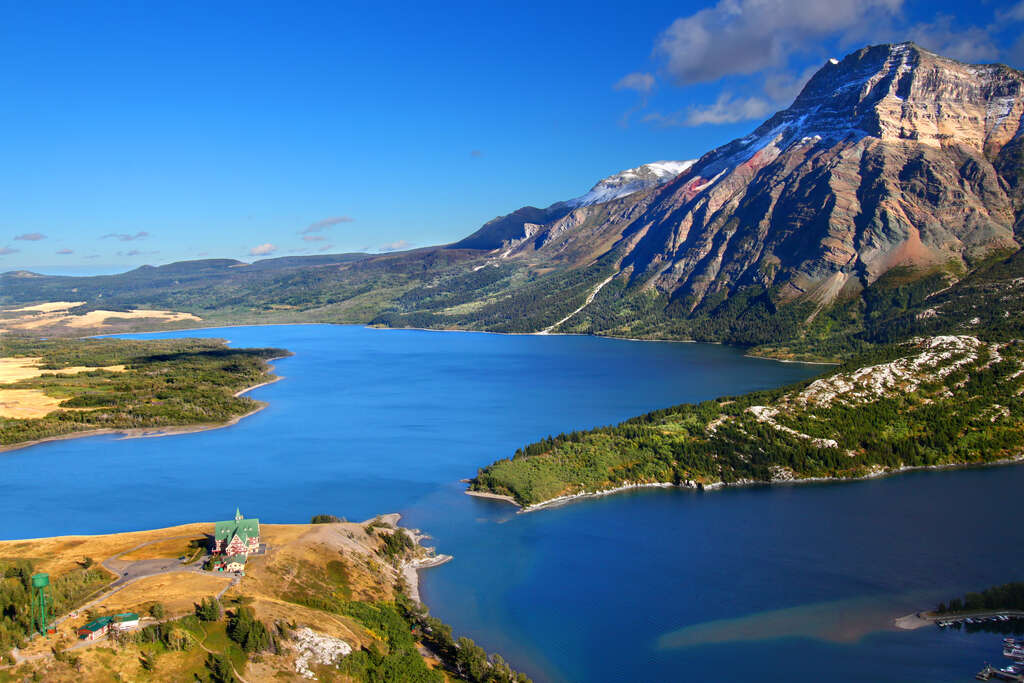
[540,273,616,334]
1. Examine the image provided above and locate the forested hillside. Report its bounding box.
[470,336,1024,506]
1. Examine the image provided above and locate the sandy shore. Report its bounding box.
[467,454,1024,513]
[894,612,934,630]
[402,554,454,603]
[464,490,519,504]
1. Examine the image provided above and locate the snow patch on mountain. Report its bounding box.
[566,160,695,208]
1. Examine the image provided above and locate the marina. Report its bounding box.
[975,638,1024,680]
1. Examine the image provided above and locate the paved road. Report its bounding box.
[2,535,239,670]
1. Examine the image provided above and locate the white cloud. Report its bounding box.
[761,65,819,104]
[997,1,1024,22]
[249,243,278,256]
[654,0,903,85]
[302,216,354,234]
[0,246,18,255]
[379,240,412,252]
[907,15,1000,62]
[14,232,46,241]
[1010,35,1024,68]
[614,72,655,94]
[645,92,776,127]
[302,234,326,242]
[56,248,74,255]
[102,231,149,241]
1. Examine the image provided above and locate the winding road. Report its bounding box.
[3,535,242,670]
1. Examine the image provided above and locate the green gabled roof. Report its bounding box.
[223,554,246,564]
[112,613,139,622]
[81,616,112,631]
[214,508,260,542]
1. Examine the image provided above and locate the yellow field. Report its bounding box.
[7,301,87,312]
[0,300,200,333]
[0,355,129,417]
[0,522,214,575]
[0,356,126,385]
[0,389,66,418]
[95,572,232,616]
[118,536,206,561]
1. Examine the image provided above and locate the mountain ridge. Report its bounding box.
[3,42,1024,363]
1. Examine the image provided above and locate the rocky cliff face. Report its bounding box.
[504,43,1024,313]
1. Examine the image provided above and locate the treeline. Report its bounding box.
[0,338,287,447]
[336,596,531,683]
[0,558,111,660]
[936,582,1024,614]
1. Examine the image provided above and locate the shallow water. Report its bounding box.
[1,325,1017,681]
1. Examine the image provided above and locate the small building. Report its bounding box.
[77,616,112,640]
[223,554,246,573]
[110,612,140,631]
[213,507,260,556]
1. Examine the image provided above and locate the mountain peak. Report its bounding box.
[565,160,696,208]
[579,42,1024,316]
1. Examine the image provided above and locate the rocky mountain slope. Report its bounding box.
[619,43,1023,307]
[381,42,1024,353]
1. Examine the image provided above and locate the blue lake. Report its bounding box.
[1,324,1020,681]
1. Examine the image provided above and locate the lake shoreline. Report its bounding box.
[99,320,833,366]
[0,362,285,455]
[466,455,1024,513]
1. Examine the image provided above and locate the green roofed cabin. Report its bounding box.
[213,507,260,556]
[77,616,113,640]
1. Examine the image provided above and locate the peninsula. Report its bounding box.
[0,336,288,451]
[0,513,529,682]
[469,335,1024,508]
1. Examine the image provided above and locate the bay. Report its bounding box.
[0,324,1017,681]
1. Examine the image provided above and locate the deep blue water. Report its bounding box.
[1,324,1019,681]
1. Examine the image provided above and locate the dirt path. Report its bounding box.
[541,273,616,333]
[197,622,250,683]
[1,536,221,671]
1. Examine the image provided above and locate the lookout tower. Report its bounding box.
[30,573,52,636]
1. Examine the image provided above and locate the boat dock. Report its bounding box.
[935,612,1024,628]
[975,638,1024,680]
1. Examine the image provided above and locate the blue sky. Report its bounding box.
[2,0,1023,274]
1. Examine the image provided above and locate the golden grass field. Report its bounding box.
[0,355,128,418]
[0,523,213,575]
[0,300,200,335]
[95,573,232,616]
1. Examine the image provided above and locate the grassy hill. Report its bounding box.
[0,516,530,682]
